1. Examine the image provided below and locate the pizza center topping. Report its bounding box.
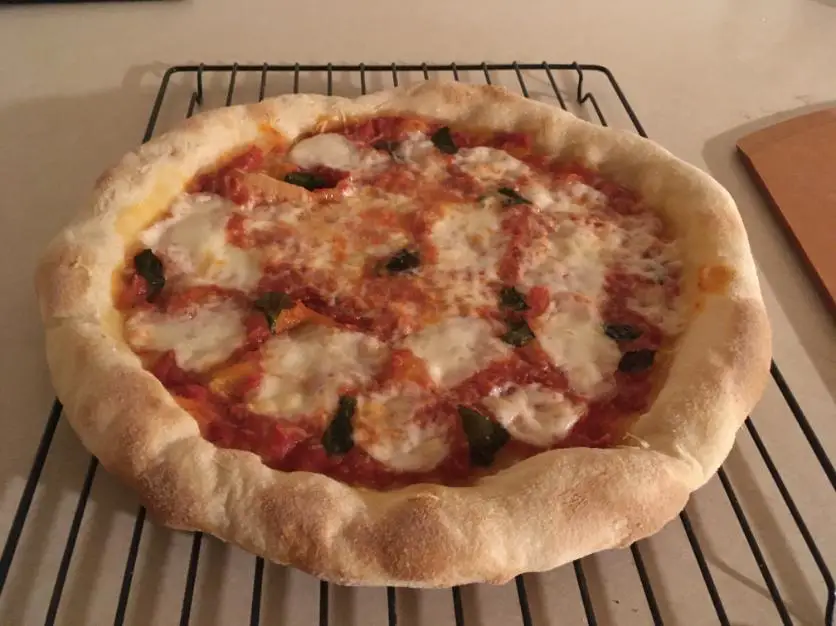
[116,114,685,489]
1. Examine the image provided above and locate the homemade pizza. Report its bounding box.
[35,81,771,586]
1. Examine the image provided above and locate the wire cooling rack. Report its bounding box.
[1,62,833,626]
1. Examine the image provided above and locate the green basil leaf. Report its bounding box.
[457,405,509,467]
[499,286,529,311]
[254,292,295,333]
[322,395,357,456]
[284,171,332,191]
[497,187,531,206]
[383,248,421,274]
[501,318,535,347]
[604,324,642,341]
[134,248,165,301]
[618,349,655,373]
[430,126,458,154]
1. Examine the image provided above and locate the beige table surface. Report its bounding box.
[1,1,835,625]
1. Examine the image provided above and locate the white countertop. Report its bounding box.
[1,1,834,624]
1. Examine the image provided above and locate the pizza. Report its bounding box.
[35,81,771,587]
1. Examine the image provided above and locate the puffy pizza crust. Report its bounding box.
[35,81,771,587]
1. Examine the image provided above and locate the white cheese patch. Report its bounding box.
[543,181,607,214]
[535,299,621,397]
[125,300,246,372]
[626,292,684,336]
[613,216,681,279]
[482,384,584,447]
[248,325,387,420]
[288,133,386,172]
[432,274,498,319]
[454,146,531,184]
[431,203,506,275]
[519,217,623,301]
[520,182,559,210]
[403,317,511,388]
[396,135,435,163]
[354,387,450,472]
[141,194,261,291]
[393,134,448,181]
[611,216,684,334]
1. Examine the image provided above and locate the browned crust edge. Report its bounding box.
[34,81,771,587]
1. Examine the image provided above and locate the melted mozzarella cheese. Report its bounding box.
[141,194,261,291]
[254,191,414,284]
[538,180,606,215]
[289,133,387,172]
[482,384,584,447]
[612,216,684,334]
[454,147,530,183]
[534,299,621,397]
[354,387,450,472]
[520,217,623,300]
[125,301,245,371]
[403,317,511,388]
[431,203,506,275]
[396,135,435,162]
[248,325,387,419]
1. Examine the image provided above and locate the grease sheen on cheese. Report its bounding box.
[125,301,246,372]
[482,384,583,447]
[249,325,387,419]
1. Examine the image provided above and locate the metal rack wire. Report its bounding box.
[1,62,833,626]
